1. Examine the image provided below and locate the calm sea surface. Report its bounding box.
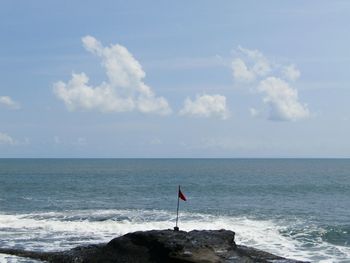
[1,159,350,262]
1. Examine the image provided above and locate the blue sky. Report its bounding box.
[1,1,350,157]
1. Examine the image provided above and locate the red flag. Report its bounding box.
[178,188,187,201]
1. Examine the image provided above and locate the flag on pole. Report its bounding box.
[174,185,187,231]
[178,188,187,201]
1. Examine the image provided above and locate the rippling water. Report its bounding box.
[1,159,350,262]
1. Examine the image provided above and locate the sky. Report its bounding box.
[1,0,350,158]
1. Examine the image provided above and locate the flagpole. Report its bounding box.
[175,185,180,231]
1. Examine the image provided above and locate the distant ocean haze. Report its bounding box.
[1,158,350,262]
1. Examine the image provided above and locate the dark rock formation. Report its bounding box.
[0,229,309,263]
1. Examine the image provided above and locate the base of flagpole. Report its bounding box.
[173,226,179,231]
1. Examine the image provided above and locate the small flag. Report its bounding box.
[178,188,187,201]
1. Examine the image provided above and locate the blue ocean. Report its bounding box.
[1,159,350,262]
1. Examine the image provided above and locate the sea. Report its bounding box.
[1,159,350,263]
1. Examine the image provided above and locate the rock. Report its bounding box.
[0,229,309,262]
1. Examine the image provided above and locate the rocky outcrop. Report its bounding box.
[0,229,309,262]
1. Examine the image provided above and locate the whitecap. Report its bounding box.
[1,210,350,262]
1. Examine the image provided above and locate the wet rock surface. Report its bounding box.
[0,229,309,262]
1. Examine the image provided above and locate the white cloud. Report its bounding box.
[238,46,271,76]
[258,77,310,121]
[282,64,301,81]
[0,132,16,145]
[0,96,20,110]
[179,94,230,119]
[231,46,271,82]
[231,58,255,82]
[53,36,171,115]
[232,46,309,121]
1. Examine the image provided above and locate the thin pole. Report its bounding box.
[175,185,180,228]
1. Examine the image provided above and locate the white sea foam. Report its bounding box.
[0,209,350,262]
[0,254,41,263]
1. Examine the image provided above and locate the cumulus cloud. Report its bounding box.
[231,58,255,82]
[231,46,309,121]
[282,64,301,81]
[53,36,171,115]
[0,96,20,110]
[231,46,271,82]
[238,46,271,76]
[258,77,310,121]
[0,132,16,145]
[179,94,230,120]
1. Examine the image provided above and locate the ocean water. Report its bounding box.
[1,159,350,262]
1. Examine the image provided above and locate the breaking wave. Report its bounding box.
[0,209,350,262]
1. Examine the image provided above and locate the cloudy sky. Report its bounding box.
[1,1,350,157]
